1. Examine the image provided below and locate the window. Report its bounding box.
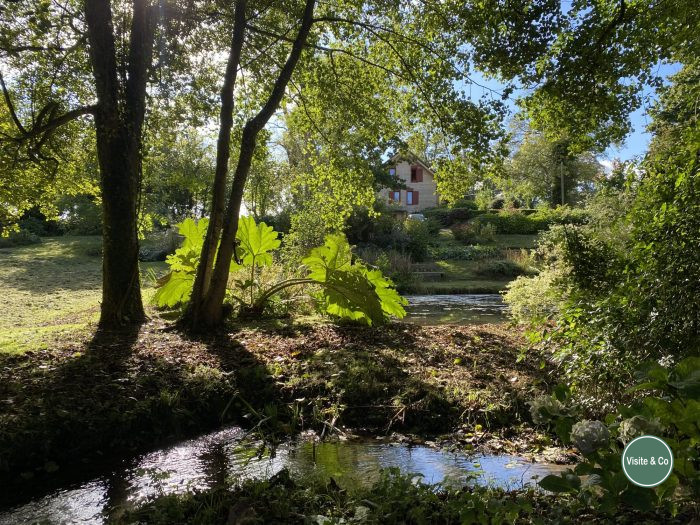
[389,190,400,202]
[410,165,423,183]
[389,167,396,176]
[406,190,419,205]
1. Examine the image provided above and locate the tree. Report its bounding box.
[1,0,156,326]
[504,131,602,207]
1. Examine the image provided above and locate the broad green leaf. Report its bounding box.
[303,233,353,281]
[236,216,281,267]
[178,217,208,250]
[153,271,194,308]
[538,473,579,493]
[363,268,407,319]
[323,270,384,326]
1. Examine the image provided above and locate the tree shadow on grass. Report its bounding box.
[0,321,279,510]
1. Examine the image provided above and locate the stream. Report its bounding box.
[0,426,564,525]
[404,294,507,325]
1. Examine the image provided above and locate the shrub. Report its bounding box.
[451,198,479,210]
[532,358,700,515]
[471,207,590,235]
[358,247,415,290]
[428,244,499,260]
[57,195,102,235]
[475,259,534,279]
[155,218,407,325]
[0,229,41,248]
[403,219,431,262]
[451,221,496,244]
[423,207,486,226]
[139,229,181,262]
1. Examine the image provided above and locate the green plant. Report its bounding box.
[451,221,496,244]
[154,218,407,325]
[532,358,700,516]
[0,229,41,248]
[403,218,432,261]
[475,259,533,279]
[428,244,500,261]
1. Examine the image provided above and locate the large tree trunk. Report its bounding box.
[190,0,317,330]
[85,0,154,327]
[183,0,248,329]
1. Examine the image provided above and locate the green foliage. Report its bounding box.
[451,221,497,244]
[423,207,486,227]
[428,244,500,261]
[155,219,406,325]
[236,216,281,268]
[533,358,700,515]
[475,259,533,279]
[153,218,209,308]
[303,234,407,325]
[0,229,41,248]
[402,219,432,262]
[56,195,102,236]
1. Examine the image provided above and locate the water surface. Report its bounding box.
[404,294,507,325]
[0,426,562,524]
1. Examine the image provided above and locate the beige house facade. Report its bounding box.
[378,153,439,212]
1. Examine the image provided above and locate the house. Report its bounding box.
[379,152,440,212]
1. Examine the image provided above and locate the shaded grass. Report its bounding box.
[0,236,166,354]
[404,259,511,294]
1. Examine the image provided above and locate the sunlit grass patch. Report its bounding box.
[0,236,166,354]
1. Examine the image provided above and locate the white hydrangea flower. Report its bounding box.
[618,415,663,444]
[528,395,564,425]
[570,420,610,455]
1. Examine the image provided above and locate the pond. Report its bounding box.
[0,426,564,524]
[404,294,507,325]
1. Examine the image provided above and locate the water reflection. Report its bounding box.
[404,294,507,325]
[0,427,561,525]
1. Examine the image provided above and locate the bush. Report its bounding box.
[451,221,496,244]
[403,219,431,262]
[57,195,102,235]
[428,244,499,260]
[530,206,590,227]
[139,229,181,262]
[451,198,479,210]
[475,259,534,278]
[531,358,700,515]
[358,247,415,290]
[423,207,487,226]
[0,229,42,248]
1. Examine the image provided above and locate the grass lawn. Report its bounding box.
[0,236,166,354]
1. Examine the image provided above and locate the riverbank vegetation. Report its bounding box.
[1,0,699,522]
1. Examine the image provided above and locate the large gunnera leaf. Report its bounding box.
[236,216,281,267]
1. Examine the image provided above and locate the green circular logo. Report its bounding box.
[621,435,674,487]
